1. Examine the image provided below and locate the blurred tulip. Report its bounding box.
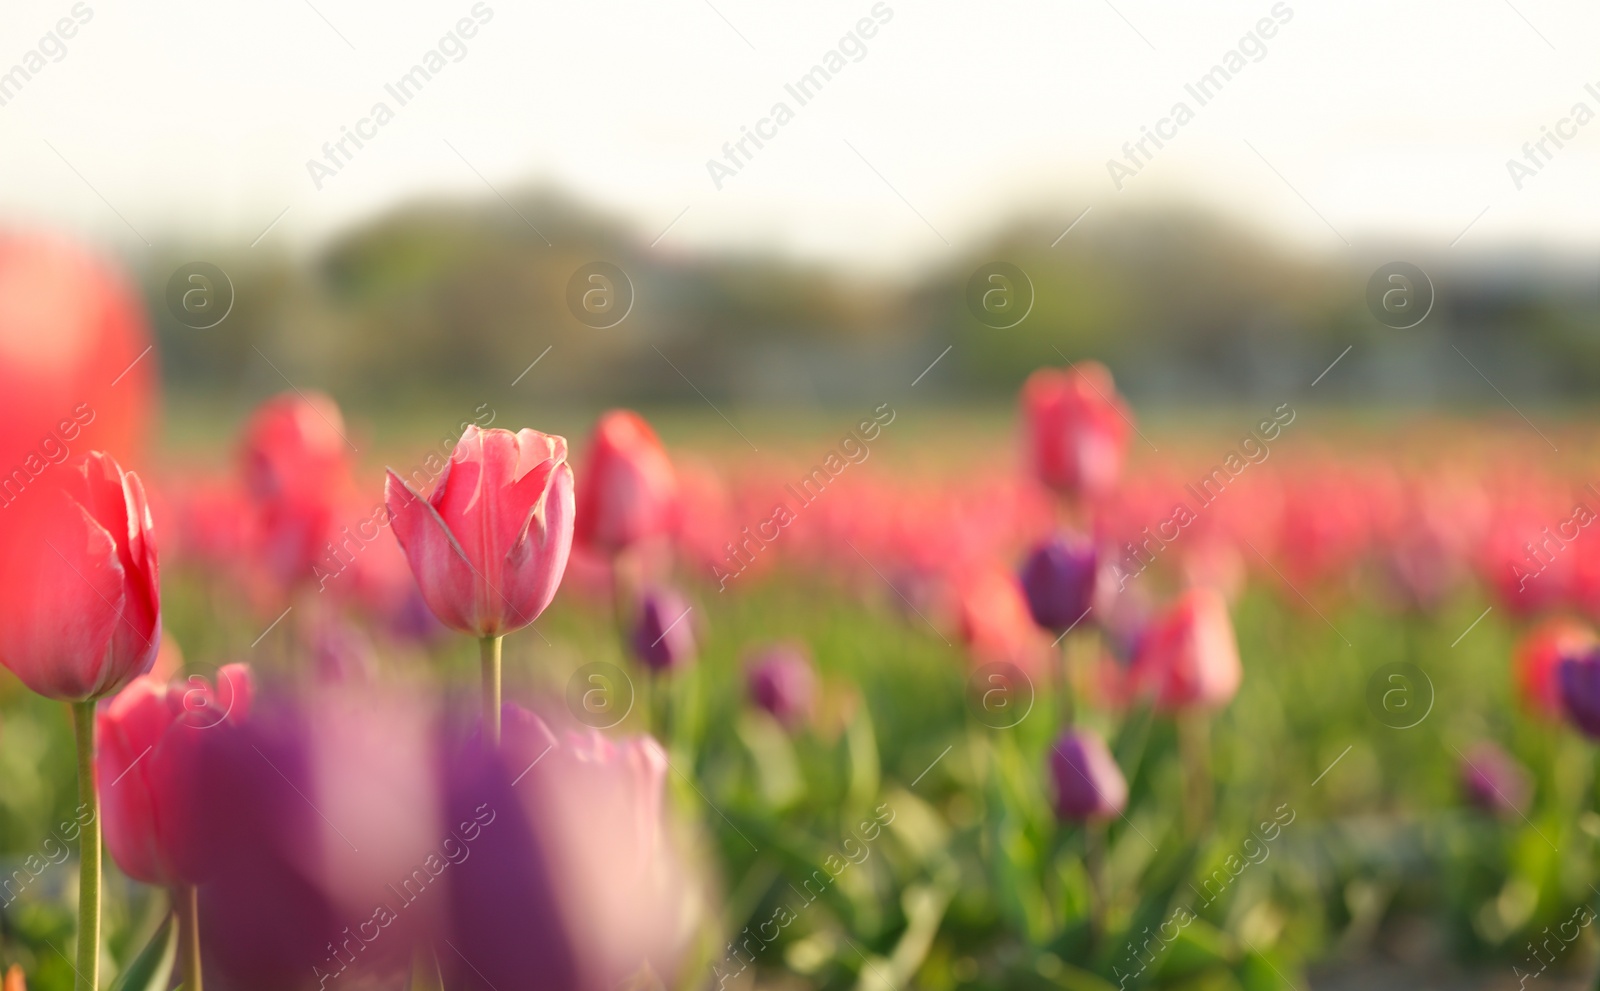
[954,567,1048,673]
[1458,740,1532,818]
[385,425,574,638]
[631,587,696,672]
[2,964,22,991]
[239,392,354,589]
[195,687,445,991]
[1018,532,1098,632]
[0,233,154,491]
[574,410,678,556]
[1514,617,1595,718]
[1049,728,1127,821]
[1130,587,1241,711]
[442,706,699,991]
[746,645,816,730]
[97,664,253,888]
[1558,647,1600,739]
[1020,361,1131,501]
[0,452,159,701]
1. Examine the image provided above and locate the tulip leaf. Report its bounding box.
[110,916,176,991]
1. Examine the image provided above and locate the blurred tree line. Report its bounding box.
[137,187,1600,414]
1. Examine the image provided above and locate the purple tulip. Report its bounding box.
[746,645,816,730]
[1458,741,1532,817]
[194,687,444,991]
[1049,728,1127,822]
[1558,647,1600,738]
[1019,532,1098,632]
[442,704,698,991]
[631,587,697,672]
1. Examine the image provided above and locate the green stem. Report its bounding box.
[71,700,100,991]
[480,636,502,746]
[1178,710,1212,839]
[176,884,202,991]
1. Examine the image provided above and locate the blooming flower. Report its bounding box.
[0,452,159,701]
[385,426,574,637]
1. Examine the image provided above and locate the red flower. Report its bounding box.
[1020,361,1132,501]
[96,664,253,887]
[1130,587,1242,711]
[385,426,574,637]
[574,410,678,555]
[0,233,154,498]
[239,392,355,587]
[1515,617,1595,718]
[0,453,159,701]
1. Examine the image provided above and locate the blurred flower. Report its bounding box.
[195,686,445,991]
[442,706,700,991]
[1458,740,1532,818]
[2,964,22,991]
[631,587,697,673]
[1020,361,1131,502]
[0,233,154,484]
[955,567,1048,673]
[0,452,159,701]
[96,664,253,887]
[1558,647,1600,739]
[574,410,679,556]
[239,392,355,588]
[1130,586,1242,711]
[1049,728,1127,821]
[385,425,574,638]
[309,618,378,683]
[746,644,816,730]
[1018,531,1098,632]
[1514,617,1595,718]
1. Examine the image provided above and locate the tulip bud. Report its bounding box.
[1558,647,1600,738]
[1458,741,1532,818]
[1130,587,1241,712]
[1020,361,1132,501]
[1018,532,1098,632]
[239,392,355,588]
[1049,728,1127,821]
[385,425,575,638]
[574,410,678,556]
[0,452,160,701]
[97,664,253,888]
[631,587,696,673]
[746,645,816,730]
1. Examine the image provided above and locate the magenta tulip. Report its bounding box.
[1050,728,1128,821]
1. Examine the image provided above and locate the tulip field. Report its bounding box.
[10,241,1600,991]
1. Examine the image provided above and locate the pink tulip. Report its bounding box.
[385,425,574,637]
[0,452,159,701]
[1130,587,1242,711]
[239,392,355,589]
[574,410,678,555]
[97,664,253,887]
[1020,361,1132,501]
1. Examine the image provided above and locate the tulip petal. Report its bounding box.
[385,469,481,634]
[0,492,126,700]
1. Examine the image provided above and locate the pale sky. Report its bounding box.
[1,0,1597,272]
